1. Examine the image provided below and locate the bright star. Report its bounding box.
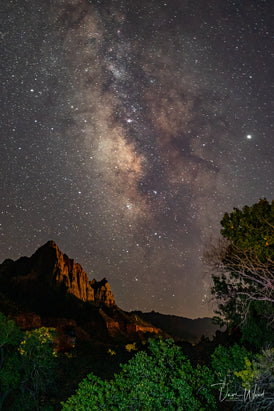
[246,134,252,139]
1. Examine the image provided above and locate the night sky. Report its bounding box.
[1,0,273,318]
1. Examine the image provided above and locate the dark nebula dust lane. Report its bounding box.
[1,0,273,317]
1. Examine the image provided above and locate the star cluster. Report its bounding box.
[1,0,273,317]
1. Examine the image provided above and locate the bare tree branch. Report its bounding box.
[205,239,274,326]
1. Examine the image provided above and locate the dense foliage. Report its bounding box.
[220,198,274,260]
[211,343,253,390]
[211,344,274,409]
[0,313,57,410]
[1,315,272,410]
[209,198,274,348]
[62,338,216,410]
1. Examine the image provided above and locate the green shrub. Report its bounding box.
[236,348,274,409]
[62,338,216,410]
[211,343,253,390]
[0,313,58,410]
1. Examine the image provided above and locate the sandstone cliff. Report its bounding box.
[0,242,163,341]
[0,241,116,307]
[90,278,116,307]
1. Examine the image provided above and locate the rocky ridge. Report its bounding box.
[1,241,116,307]
[0,241,162,340]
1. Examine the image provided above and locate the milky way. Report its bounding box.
[1,0,273,317]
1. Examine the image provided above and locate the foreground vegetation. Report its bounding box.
[61,338,274,410]
[1,312,273,410]
[208,198,274,349]
[0,313,57,410]
[62,338,216,410]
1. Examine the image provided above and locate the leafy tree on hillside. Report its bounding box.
[0,313,58,410]
[206,198,274,347]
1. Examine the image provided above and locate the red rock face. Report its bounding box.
[90,278,116,307]
[98,309,121,336]
[13,313,41,330]
[0,242,163,340]
[32,241,96,302]
[14,241,116,307]
[126,323,161,335]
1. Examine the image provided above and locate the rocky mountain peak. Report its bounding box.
[0,242,165,341]
[1,241,116,307]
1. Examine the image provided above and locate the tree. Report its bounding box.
[220,198,274,260]
[207,199,274,347]
[62,338,216,410]
[0,313,58,410]
[211,343,253,391]
[0,314,23,409]
[211,344,274,409]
